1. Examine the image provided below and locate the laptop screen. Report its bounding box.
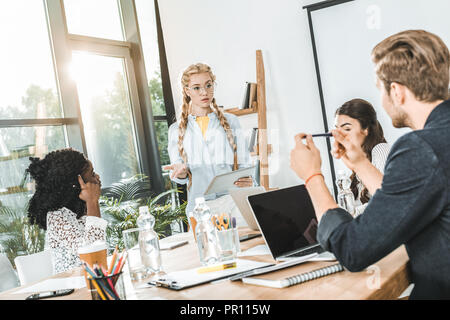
[247,184,319,258]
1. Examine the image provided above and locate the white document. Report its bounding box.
[242,277,286,288]
[14,276,86,294]
[307,251,336,261]
[160,240,189,250]
[237,244,271,257]
[152,258,273,290]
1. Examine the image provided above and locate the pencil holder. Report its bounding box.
[216,227,238,261]
[233,226,241,253]
[88,272,126,300]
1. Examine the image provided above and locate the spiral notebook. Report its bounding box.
[241,263,344,288]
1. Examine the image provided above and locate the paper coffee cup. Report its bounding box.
[78,241,107,288]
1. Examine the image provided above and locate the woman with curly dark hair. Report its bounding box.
[26,148,106,273]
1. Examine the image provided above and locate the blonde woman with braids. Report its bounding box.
[164,63,253,214]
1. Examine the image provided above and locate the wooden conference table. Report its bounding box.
[0,229,410,300]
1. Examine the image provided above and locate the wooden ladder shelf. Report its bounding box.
[226,50,270,190]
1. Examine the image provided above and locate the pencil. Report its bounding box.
[116,251,128,274]
[88,275,107,300]
[310,133,332,138]
[112,250,124,275]
[98,279,118,300]
[197,262,237,274]
[93,264,102,277]
[100,266,120,299]
[98,280,116,300]
[108,245,119,275]
[94,266,119,300]
[82,261,98,278]
[83,262,118,300]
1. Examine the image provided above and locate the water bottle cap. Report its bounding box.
[137,209,155,229]
[195,197,205,205]
[139,206,150,215]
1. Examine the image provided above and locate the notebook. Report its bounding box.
[229,186,266,231]
[242,263,344,288]
[247,184,334,262]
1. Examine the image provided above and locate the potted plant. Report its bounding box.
[0,204,45,265]
[99,175,187,252]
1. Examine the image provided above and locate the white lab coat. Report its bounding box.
[167,112,252,214]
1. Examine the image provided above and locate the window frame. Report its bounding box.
[0,0,169,194]
[47,0,165,193]
[153,0,176,126]
[69,37,146,177]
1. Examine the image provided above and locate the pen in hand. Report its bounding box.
[302,133,333,138]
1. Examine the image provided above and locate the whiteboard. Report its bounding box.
[308,0,450,175]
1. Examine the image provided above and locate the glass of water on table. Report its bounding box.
[122,227,162,281]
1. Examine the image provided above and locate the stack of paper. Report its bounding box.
[14,276,86,294]
[151,259,273,290]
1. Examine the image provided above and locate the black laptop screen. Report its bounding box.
[247,184,319,258]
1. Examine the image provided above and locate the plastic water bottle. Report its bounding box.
[335,170,356,216]
[137,206,162,274]
[193,197,220,265]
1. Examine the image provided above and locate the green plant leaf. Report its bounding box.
[0,205,45,265]
[100,175,187,252]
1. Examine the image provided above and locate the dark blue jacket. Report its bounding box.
[317,99,450,300]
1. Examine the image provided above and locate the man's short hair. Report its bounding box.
[372,30,450,102]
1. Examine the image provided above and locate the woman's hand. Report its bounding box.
[332,128,383,194]
[290,133,322,181]
[78,175,101,204]
[163,163,188,179]
[234,176,254,188]
[78,175,101,217]
[331,129,368,171]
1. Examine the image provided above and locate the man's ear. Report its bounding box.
[390,82,406,106]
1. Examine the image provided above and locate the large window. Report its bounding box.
[60,0,148,188]
[0,1,62,120]
[0,1,68,262]
[63,0,124,41]
[0,0,169,264]
[136,0,177,190]
[71,52,140,187]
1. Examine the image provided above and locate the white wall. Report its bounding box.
[310,0,450,175]
[158,0,341,192]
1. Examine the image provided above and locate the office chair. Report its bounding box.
[14,249,54,286]
[0,253,20,292]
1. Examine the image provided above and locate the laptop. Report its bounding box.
[229,186,266,231]
[247,184,332,261]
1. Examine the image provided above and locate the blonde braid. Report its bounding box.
[178,93,193,190]
[178,63,237,190]
[211,98,237,168]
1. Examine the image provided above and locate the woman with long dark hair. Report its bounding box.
[334,98,390,216]
[26,148,106,273]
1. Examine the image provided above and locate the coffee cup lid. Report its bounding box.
[78,241,107,254]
